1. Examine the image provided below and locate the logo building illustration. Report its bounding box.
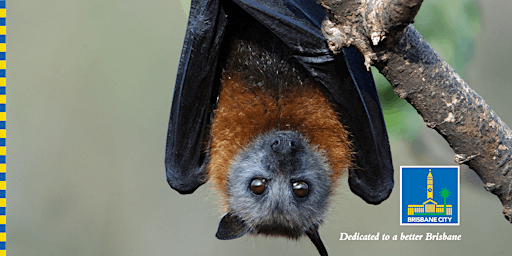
[400,166,460,226]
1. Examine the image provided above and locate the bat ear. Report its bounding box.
[215,213,250,240]
[305,226,328,256]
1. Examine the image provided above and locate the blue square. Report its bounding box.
[400,166,460,226]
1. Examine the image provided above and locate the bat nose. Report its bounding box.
[270,134,297,155]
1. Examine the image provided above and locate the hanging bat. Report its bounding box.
[165,0,394,255]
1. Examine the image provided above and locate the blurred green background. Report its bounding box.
[7,0,512,255]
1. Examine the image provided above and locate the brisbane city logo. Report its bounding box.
[400,166,460,226]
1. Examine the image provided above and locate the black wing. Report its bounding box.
[164,0,227,194]
[165,0,394,203]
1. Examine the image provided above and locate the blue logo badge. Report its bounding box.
[400,166,460,226]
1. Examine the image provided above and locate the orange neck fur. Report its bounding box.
[208,73,352,200]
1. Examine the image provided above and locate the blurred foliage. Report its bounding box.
[374,0,480,142]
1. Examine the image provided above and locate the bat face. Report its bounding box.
[206,17,351,254]
[226,130,332,238]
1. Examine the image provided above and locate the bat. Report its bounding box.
[165,0,394,255]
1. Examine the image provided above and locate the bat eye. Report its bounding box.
[292,181,309,198]
[250,178,267,195]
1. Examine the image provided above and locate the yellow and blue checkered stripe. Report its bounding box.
[0,0,5,254]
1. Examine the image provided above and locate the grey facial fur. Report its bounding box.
[226,130,333,238]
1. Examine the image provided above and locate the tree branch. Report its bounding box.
[316,0,512,222]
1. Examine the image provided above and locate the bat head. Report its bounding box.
[208,72,350,255]
[221,130,331,237]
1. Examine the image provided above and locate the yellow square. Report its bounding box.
[0,250,5,256]
[425,204,435,213]
[0,78,5,87]
[0,9,5,18]
[0,164,5,173]
[0,233,5,241]
[0,199,5,207]
[0,44,5,52]
[0,95,4,104]
[0,61,5,70]
[0,182,4,190]
[0,216,5,224]
[0,130,5,138]
[0,147,4,155]
[0,27,5,35]
[0,113,5,121]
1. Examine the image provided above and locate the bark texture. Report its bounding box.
[318,0,422,69]
[316,0,512,222]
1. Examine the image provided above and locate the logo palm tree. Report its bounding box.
[439,188,451,215]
